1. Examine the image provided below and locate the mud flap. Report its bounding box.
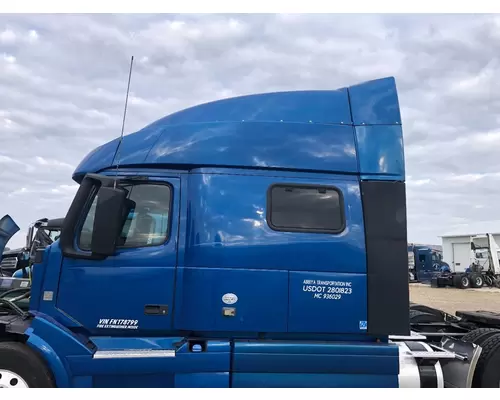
[438,336,482,388]
[392,336,481,388]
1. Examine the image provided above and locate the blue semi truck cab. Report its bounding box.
[0,77,494,388]
[408,245,450,283]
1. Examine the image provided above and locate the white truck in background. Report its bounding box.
[436,233,500,289]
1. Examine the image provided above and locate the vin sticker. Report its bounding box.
[96,318,139,330]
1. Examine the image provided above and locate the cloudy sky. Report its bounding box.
[1,13,500,248]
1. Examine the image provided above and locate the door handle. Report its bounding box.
[144,304,169,315]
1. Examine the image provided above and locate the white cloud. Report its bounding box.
[28,29,38,42]
[35,156,74,170]
[0,28,15,43]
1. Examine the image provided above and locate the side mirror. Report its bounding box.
[90,187,128,257]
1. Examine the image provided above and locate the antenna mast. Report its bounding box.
[114,55,134,189]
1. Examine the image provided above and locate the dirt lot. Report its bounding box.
[410,283,500,315]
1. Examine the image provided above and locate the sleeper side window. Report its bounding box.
[78,183,172,251]
[267,184,345,233]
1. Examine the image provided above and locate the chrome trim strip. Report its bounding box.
[93,349,176,359]
[390,331,427,341]
[409,351,457,359]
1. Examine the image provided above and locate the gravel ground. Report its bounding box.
[409,283,500,315]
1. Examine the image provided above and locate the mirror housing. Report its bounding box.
[60,173,129,260]
[90,186,128,257]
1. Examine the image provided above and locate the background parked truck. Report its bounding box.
[408,244,449,283]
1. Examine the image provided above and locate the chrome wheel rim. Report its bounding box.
[0,369,29,388]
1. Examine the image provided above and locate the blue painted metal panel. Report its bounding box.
[65,339,231,388]
[67,339,231,388]
[111,124,165,166]
[232,373,398,388]
[66,352,230,376]
[27,315,91,354]
[174,267,288,332]
[175,373,229,388]
[93,374,175,388]
[234,348,394,374]
[72,376,92,387]
[143,122,357,173]
[347,76,401,125]
[25,315,93,388]
[73,138,119,181]
[147,89,352,126]
[185,170,366,273]
[288,271,367,334]
[29,246,50,312]
[355,125,405,180]
[33,243,83,329]
[56,174,181,334]
[232,340,400,388]
[57,265,176,331]
[233,341,397,355]
[26,332,71,388]
[73,77,400,179]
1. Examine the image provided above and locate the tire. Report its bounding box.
[455,275,470,289]
[470,274,484,288]
[485,275,494,287]
[462,328,500,346]
[0,341,55,388]
[471,333,500,387]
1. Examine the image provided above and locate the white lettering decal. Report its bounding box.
[96,318,139,330]
[302,279,354,300]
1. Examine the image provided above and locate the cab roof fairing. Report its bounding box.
[73,76,404,183]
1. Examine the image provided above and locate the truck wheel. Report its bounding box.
[0,342,55,388]
[471,274,484,288]
[462,328,500,346]
[472,333,500,387]
[456,275,470,289]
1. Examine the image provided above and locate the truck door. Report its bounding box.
[452,243,471,273]
[417,251,431,282]
[56,174,180,333]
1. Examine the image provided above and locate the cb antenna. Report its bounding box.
[113,55,134,189]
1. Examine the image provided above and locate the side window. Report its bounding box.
[78,183,172,251]
[267,184,345,233]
